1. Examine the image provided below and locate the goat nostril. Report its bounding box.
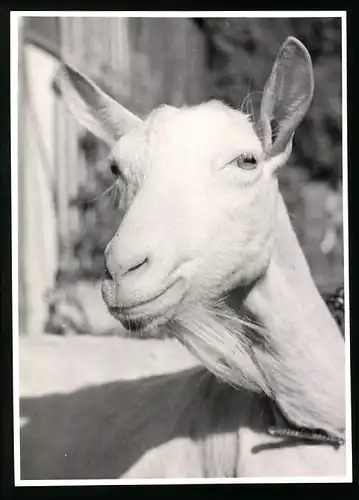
[126,257,148,275]
[104,254,149,280]
[104,268,112,280]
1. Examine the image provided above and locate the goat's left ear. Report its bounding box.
[258,37,314,170]
[55,63,142,147]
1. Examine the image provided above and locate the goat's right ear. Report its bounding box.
[55,63,142,147]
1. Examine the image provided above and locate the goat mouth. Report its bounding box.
[107,278,186,332]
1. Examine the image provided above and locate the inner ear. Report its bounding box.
[270,117,280,146]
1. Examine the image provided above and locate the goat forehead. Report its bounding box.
[148,102,258,149]
[114,101,261,175]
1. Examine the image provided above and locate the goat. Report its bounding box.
[53,36,346,478]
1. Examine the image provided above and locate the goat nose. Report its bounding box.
[105,248,150,281]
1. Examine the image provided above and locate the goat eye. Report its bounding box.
[233,153,257,170]
[110,161,120,177]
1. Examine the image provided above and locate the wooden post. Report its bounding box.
[22,41,59,335]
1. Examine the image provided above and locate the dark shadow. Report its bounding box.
[20,366,275,480]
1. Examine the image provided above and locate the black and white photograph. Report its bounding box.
[12,11,351,484]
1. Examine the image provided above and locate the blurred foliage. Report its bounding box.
[63,131,123,282]
[197,17,342,187]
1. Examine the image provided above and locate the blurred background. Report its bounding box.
[18,16,344,338]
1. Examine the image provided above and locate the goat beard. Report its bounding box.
[167,298,273,397]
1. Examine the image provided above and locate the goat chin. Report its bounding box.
[166,299,272,396]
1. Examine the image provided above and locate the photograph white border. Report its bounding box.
[10,10,351,486]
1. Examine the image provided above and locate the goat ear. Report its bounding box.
[259,37,314,164]
[55,63,142,147]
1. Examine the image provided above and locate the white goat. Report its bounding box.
[55,36,346,478]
